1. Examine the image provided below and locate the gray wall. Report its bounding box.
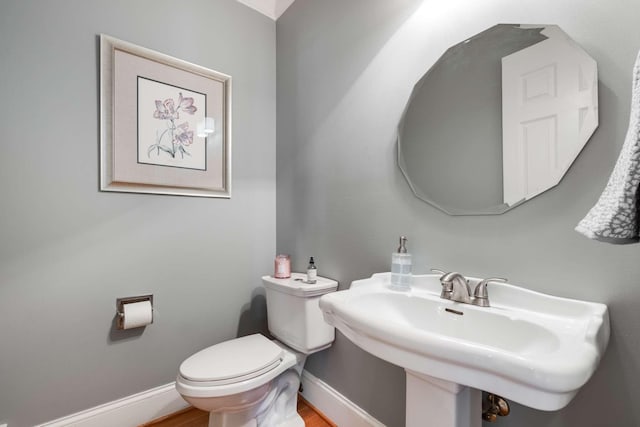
[277,0,640,426]
[0,1,275,426]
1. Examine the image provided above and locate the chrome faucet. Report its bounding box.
[432,269,506,307]
[432,269,472,304]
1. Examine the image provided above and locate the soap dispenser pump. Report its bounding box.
[390,236,412,291]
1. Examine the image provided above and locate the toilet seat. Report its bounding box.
[176,334,299,398]
[180,334,284,385]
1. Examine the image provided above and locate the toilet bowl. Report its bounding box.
[176,273,338,427]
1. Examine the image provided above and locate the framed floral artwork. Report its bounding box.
[100,34,232,198]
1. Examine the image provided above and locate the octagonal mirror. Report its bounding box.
[398,24,598,215]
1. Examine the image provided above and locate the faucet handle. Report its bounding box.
[472,277,507,307]
[432,269,452,299]
[436,271,471,300]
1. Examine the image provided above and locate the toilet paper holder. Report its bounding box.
[116,295,153,330]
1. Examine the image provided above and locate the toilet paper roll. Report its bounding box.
[122,300,153,329]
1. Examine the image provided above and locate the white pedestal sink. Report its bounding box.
[319,273,609,426]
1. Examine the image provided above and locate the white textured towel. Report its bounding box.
[575,50,640,244]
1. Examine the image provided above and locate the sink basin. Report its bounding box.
[319,273,609,412]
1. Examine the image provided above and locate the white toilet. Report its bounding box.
[176,273,338,427]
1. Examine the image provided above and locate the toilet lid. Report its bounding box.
[179,334,284,383]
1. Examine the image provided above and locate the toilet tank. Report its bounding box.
[262,273,338,354]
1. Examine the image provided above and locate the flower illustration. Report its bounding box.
[147,92,198,160]
[153,98,179,120]
[178,93,197,115]
[174,122,194,146]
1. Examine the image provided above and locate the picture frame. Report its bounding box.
[100,34,232,198]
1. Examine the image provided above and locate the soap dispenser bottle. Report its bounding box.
[390,236,412,291]
[307,257,317,284]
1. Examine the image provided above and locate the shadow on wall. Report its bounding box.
[108,313,146,343]
[237,287,272,338]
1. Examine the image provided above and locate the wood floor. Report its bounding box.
[141,395,336,427]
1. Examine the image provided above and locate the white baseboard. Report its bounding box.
[35,383,188,427]
[36,372,383,427]
[301,370,385,427]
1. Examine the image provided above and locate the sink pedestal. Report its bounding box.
[406,371,481,427]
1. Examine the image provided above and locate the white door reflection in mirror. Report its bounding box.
[502,26,598,207]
